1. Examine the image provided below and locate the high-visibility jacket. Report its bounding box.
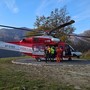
[56,48,62,57]
[51,47,54,54]
[47,47,51,53]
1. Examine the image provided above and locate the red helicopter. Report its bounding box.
[0,20,85,61]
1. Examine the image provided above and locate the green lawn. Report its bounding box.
[0,57,90,90]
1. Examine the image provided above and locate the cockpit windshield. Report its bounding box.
[69,45,75,52]
[65,44,75,52]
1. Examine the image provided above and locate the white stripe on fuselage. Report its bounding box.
[0,41,32,53]
[0,41,44,55]
[35,36,60,42]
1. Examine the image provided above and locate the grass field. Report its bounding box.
[0,58,74,90]
[0,57,90,90]
[81,51,90,60]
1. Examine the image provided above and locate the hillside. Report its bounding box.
[0,28,27,41]
[70,30,90,43]
[0,28,27,57]
[69,30,90,52]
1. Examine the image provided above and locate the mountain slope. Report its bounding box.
[0,28,27,57]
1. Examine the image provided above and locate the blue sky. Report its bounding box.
[0,0,90,34]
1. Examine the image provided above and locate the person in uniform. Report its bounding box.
[44,46,49,63]
[67,47,72,60]
[50,46,55,61]
[65,45,72,60]
[56,47,63,62]
[47,46,51,61]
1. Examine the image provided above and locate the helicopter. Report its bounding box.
[0,20,88,61]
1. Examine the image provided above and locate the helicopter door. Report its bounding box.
[32,45,44,55]
[69,45,82,58]
[64,44,79,57]
[64,44,73,56]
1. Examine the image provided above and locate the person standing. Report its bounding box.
[60,46,63,61]
[65,45,72,60]
[44,46,49,63]
[47,46,51,61]
[44,46,51,62]
[50,46,55,61]
[56,47,63,62]
[67,47,72,60]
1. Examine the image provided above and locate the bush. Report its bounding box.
[81,50,90,59]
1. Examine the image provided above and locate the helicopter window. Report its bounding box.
[22,39,26,42]
[33,45,44,52]
[65,44,74,52]
[59,46,63,49]
[33,46,39,52]
[33,38,39,42]
[39,46,44,52]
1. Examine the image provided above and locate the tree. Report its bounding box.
[27,6,75,42]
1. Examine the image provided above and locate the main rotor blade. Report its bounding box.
[48,20,75,35]
[0,24,33,31]
[68,34,90,38]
